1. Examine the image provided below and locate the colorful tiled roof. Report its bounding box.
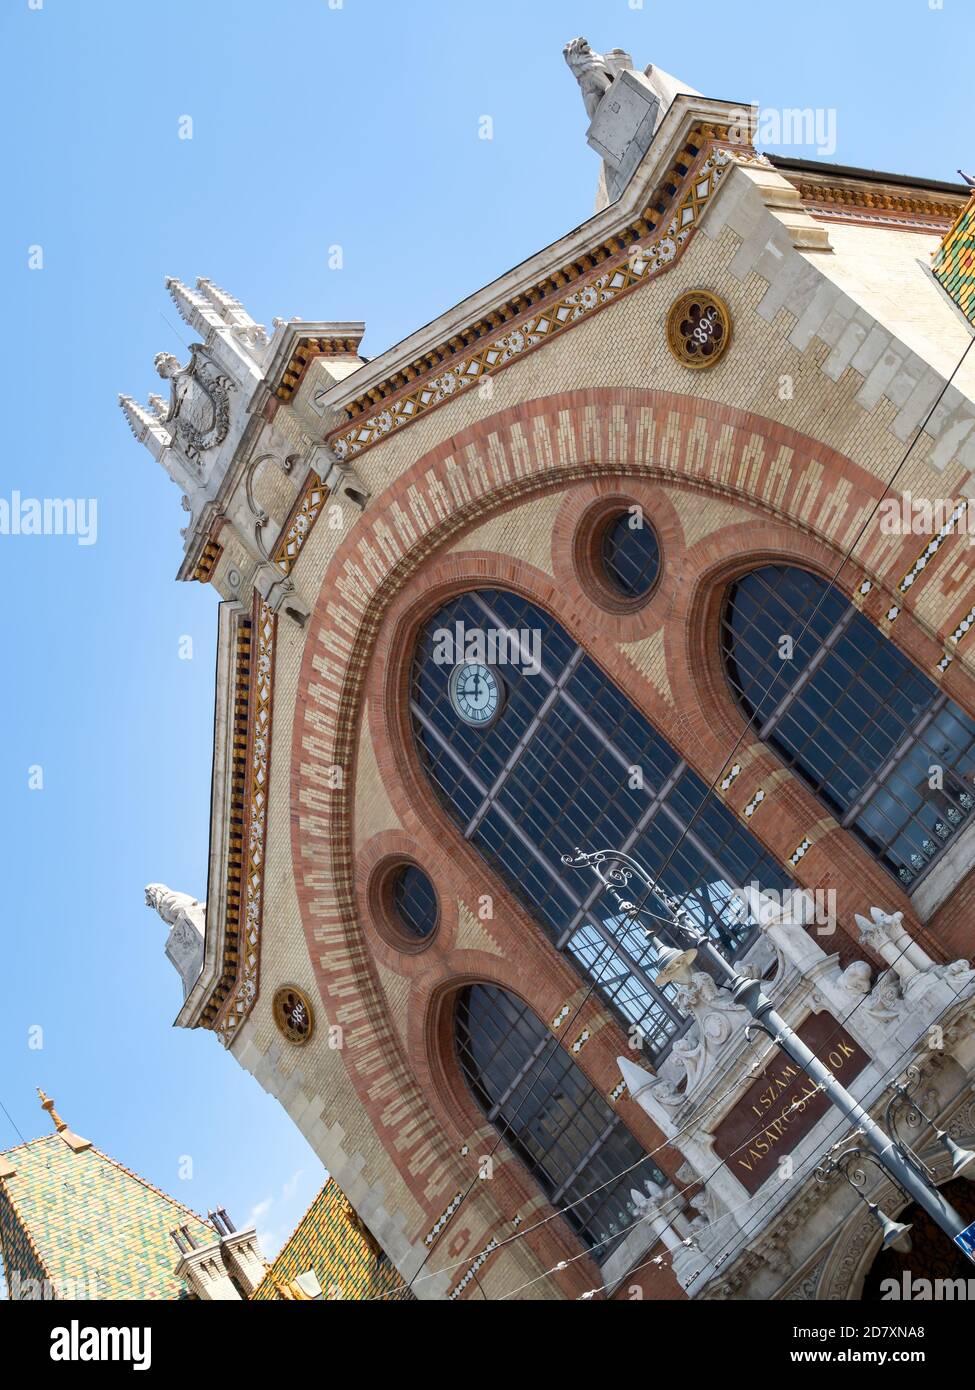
[0,1132,214,1300]
[251,1179,413,1301]
[933,189,975,324]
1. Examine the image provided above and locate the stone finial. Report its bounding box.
[37,1088,66,1133]
[37,1089,90,1153]
[195,278,269,354]
[165,275,224,338]
[117,393,172,462]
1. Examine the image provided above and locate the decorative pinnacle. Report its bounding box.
[37,1088,67,1134]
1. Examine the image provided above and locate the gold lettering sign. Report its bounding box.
[711,1015,870,1194]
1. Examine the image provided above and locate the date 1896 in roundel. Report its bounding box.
[666,288,732,369]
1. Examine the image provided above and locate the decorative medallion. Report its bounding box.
[273,985,315,1046]
[666,289,732,370]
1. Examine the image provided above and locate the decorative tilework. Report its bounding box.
[744,788,766,818]
[273,473,327,575]
[215,600,276,1048]
[552,1004,571,1029]
[449,1237,499,1300]
[932,191,975,324]
[251,1180,411,1301]
[570,1028,591,1054]
[950,603,975,648]
[608,1080,627,1103]
[720,762,742,791]
[789,838,812,866]
[897,501,968,594]
[425,1192,463,1245]
[328,149,732,461]
[0,1134,212,1301]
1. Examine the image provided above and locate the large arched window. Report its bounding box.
[456,983,663,1252]
[722,565,975,889]
[410,589,795,1060]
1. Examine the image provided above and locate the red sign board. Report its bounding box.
[711,1013,871,1194]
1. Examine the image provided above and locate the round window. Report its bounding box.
[600,510,661,599]
[391,864,439,940]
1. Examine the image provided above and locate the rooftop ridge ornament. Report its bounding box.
[37,1088,91,1153]
[165,274,225,337]
[37,1088,66,1133]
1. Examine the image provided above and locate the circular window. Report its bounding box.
[391,864,439,940]
[601,511,661,598]
[369,859,440,951]
[575,500,661,612]
[273,985,315,1045]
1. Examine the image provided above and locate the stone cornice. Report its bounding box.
[326,135,739,461]
[307,97,747,429]
[212,597,275,1045]
[175,595,276,1041]
[175,600,250,1030]
[271,327,366,404]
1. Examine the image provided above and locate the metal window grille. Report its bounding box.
[455,983,664,1253]
[722,565,975,889]
[410,589,795,1062]
[601,512,660,598]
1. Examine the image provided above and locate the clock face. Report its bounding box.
[449,662,504,727]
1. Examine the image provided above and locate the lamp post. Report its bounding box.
[562,846,975,1262]
[814,1145,914,1252]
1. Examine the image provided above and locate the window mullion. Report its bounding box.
[757,604,857,741]
[840,691,949,828]
[464,648,584,838]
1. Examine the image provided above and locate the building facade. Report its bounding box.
[125,41,975,1300]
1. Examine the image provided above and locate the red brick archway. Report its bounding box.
[289,388,973,1291]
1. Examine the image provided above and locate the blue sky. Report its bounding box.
[0,0,970,1286]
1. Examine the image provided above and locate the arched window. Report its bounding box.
[410,589,795,1060]
[456,983,662,1252]
[722,565,975,889]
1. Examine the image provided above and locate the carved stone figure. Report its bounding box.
[154,347,233,464]
[562,38,619,119]
[145,884,205,1000]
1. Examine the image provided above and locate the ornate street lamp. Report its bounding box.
[885,1064,975,1181]
[814,1143,914,1252]
[562,846,975,1263]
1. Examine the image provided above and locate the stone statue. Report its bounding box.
[145,884,206,1000]
[563,38,620,119]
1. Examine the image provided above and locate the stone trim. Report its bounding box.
[211,598,276,1045]
[273,335,365,404]
[328,141,735,462]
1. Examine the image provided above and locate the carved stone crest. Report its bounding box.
[155,346,233,464]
